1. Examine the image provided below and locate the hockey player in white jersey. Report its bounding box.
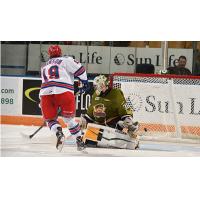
[39,45,90,151]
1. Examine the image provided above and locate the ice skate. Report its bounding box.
[76,136,85,151]
[56,127,65,151]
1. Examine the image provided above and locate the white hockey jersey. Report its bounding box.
[39,56,88,96]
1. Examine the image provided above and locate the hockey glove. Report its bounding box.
[116,117,139,137]
[79,80,90,94]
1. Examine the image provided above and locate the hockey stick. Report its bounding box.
[20,121,46,139]
[29,122,46,139]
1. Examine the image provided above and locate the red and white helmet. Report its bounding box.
[48,45,62,58]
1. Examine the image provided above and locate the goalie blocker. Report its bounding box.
[82,123,140,150]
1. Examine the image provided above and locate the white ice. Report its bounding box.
[1,124,200,157]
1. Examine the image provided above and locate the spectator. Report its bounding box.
[167,55,192,75]
[178,56,187,67]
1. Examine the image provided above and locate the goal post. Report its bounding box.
[110,73,200,142]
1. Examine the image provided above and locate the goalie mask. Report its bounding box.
[93,75,109,95]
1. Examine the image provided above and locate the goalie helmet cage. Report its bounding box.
[110,73,200,143]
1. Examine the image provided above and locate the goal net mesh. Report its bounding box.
[111,73,200,141]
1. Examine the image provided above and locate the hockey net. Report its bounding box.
[110,73,200,142]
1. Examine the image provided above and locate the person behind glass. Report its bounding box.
[39,45,90,151]
[167,55,192,75]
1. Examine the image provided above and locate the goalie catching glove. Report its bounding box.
[116,116,139,138]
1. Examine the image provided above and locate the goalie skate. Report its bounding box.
[128,128,140,150]
[134,138,140,149]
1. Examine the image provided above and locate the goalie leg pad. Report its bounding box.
[83,123,139,149]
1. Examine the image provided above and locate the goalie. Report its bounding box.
[80,75,140,149]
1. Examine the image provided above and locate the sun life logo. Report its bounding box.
[114,53,125,65]
[125,93,143,112]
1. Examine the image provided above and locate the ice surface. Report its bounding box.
[1,124,200,157]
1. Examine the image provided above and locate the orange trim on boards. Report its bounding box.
[1,115,200,136]
[1,115,67,128]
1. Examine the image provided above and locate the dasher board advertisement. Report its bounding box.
[28,44,193,73]
[22,78,94,116]
[1,77,22,115]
